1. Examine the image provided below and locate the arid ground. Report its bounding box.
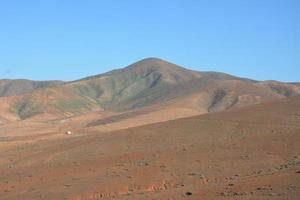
[0,59,299,199]
[0,95,299,200]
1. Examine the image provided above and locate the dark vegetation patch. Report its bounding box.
[269,85,294,97]
[13,100,41,119]
[208,89,227,112]
[54,99,96,113]
[86,110,146,127]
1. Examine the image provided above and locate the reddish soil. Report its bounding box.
[0,96,299,199]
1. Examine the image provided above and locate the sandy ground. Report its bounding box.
[0,96,299,199]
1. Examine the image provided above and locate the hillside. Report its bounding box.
[0,95,299,199]
[0,79,63,97]
[0,58,299,123]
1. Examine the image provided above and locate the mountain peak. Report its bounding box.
[137,57,165,62]
[125,57,186,72]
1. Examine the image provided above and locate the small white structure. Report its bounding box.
[65,131,72,135]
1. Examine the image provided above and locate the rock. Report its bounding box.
[66,131,72,135]
[185,192,192,196]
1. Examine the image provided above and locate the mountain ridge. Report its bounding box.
[0,58,299,123]
[0,79,63,97]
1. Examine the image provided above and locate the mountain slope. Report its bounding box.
[1,95,299,199]
[67,58,239,111]
[0,79,63,97]
[0,58,299,123]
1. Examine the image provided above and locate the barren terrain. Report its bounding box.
[0,95,299,200]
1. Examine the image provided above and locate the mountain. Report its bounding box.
[0,58,299,123]
[290,82,300,86]
[66,58,243,111]
[0,79,63,97]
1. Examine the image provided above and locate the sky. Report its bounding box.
[0,0,299,82]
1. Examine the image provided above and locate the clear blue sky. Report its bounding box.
[0,0,299,82]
